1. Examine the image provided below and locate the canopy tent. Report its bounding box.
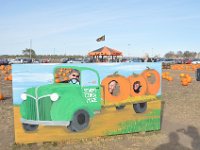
[88,46,123,62]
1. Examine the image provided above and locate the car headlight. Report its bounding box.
[50,93,59,101]
[21,93,27,101]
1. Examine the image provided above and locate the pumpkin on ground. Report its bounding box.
[187,77,192,83]
[180,73,185,78]
[0,93,4,100]
[8,74,12,81]
[181,78,188,86]
[4,76,8,81]
[0,65,5,70]
[166,76,173,81]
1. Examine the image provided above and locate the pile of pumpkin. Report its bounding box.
[54,68,72,83]
[0,65,12,101]
[171,64,200,71]
[162,72,173,81]
[162,71,192,86]
[180,73,192,86]
[0,65,12,81]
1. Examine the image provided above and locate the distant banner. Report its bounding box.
[96,35,105,42]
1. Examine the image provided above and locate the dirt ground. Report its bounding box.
[0,69,200,150]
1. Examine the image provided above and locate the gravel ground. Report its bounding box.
[0,69,200,150]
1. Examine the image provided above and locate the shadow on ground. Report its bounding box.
[155,125,200,150]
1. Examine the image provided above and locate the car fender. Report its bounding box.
[50,96,94,121]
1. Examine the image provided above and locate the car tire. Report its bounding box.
[22,123,39,131]
[116,105,125,110]
[133,102,147,113]
[68,110,89,132]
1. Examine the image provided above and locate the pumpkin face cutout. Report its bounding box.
[133,81,141,93]
[108,80,120,96]
[101,75,130,102]
[127,75,147,97]
[141,69,160,95]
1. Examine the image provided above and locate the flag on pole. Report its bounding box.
[96,35,105,42]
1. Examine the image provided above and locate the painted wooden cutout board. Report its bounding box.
[12,62,162,144]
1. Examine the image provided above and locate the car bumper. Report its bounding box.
[21,118,70,126]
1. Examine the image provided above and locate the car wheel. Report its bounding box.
[116,105,125,110]
[133,102,147,113]
[22,123,39,131]
[68,110,89,132]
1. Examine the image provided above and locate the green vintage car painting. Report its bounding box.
[20,66,102,132]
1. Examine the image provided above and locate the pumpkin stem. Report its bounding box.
[146,66,150,70]
[132,72,138,76]
[113,71,119,75]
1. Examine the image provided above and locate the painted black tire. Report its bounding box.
[116,105,126,110]
[22,123,39,131]
[68,110,89,132]
[133,102,147,113]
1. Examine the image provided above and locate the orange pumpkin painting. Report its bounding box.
[101,74,130,103]
[141,69,160,95]
[127,74,147,97]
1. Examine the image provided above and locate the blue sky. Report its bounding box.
[0,0,200,57]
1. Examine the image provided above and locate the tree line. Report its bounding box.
[1,48,200,60]
[164,51,200,59]
[0,48,85,59]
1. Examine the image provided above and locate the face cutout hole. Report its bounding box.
[133,81,142,93]
[108,80,120,96]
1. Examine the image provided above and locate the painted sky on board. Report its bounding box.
[12,62,162,104]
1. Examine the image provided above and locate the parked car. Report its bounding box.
[0,59,9,65]
[121,58,131,63]
[161,59,175,64]
[192,59,200,64]
[22,58,32,63]
[33,59,40,63]
[175,59,184,64]
[132,58,143,62]
[67,60,84,63]
[184,59,192,64]
[61,58,69,63]
[9,58,23,64]
[41,59,50,63]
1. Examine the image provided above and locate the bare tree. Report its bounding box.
[164,51,176,59]
[176,51,183,58]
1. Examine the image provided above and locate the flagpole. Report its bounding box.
[30,39,32,59]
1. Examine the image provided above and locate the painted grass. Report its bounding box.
[145,109,161,117]
[106,118,160,135]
